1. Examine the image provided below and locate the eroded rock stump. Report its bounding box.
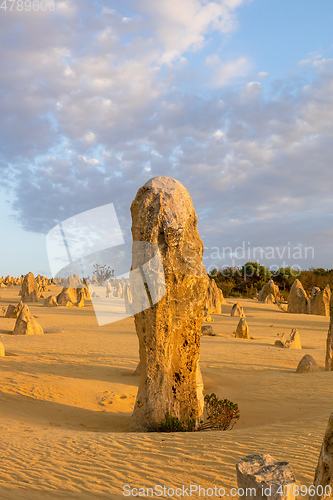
[236,453,297,500]
[310,413,333,500]
[130,177,208,432]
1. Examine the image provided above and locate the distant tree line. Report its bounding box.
[209,262,333,299]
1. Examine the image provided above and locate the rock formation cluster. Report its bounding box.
[288,280,331,316]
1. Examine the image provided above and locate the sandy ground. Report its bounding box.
[0,284,331,499]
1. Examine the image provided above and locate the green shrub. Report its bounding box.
[153,394,240,433]
[155,412,196,432]
[201,393,240,431]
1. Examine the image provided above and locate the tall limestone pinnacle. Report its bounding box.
[325,293,333,370]
[130,177,209,432]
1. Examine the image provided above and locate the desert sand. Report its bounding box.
[0,284,331,499]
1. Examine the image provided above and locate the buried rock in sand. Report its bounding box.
[201,325,215,336]
[43,295,58,307]
[275,328,302,349]
[130,177,208,432]
[12,305,44,335]
[296,354,319,373]
[203,307,213,322]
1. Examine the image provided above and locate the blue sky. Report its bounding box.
[1,0,333,276]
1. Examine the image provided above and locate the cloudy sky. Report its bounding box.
[1,0,333,277]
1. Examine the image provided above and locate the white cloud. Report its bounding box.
[1,1,333,270]
[83,132,96,145]
[55,1,77,18]
[137,0,249,63]
[258,71,268,79]
[213,130,225,140]
[206,54,250,87]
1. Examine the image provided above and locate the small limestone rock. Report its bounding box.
[309,285,331,316]
[57,287,84,307]
[284,328,302,349]
[288,279,309,314]
[13,305,44,335]
[21,272,39,302]
[43,295,58,307]
[275,329,302,349]
[204,313,213,322]
[264,293,276,304]
[201,325,215,336]
[235,318,250,339]
[106,282,113,297]
[258,280,280,303]
[296,354,319,373]
[231,302,245,317]
[236,453,297,500]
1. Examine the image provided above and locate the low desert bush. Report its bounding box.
[153,394,239,433]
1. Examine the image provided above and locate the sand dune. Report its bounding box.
[0,285,331,499]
